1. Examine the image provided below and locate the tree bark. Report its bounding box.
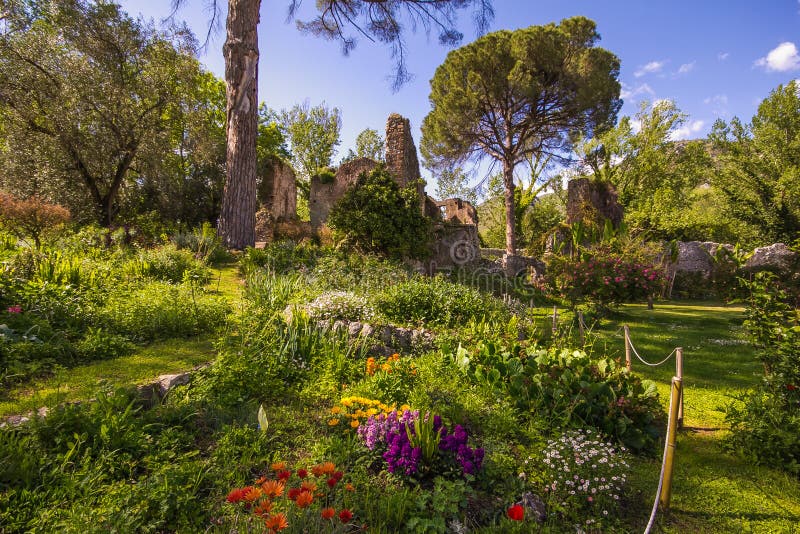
[218,0,260,249]
[503,158,517,256]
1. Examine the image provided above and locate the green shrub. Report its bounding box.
[725,272,800,473]
[459,341,664,453]
[74,327,135,362]
[239,241,324,276]
[375,275,510,328]
[327,167,431,259]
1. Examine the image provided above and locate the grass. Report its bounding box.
[0,337,216,417]
[582,301,800,533]
[0,261,243,419]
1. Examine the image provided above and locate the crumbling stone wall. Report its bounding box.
[258,156,297,221]
[436,198,479,225]
[566,178,623,228]
[309,157,377,230]
[385,113,425,212]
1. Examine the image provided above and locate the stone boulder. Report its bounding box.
[744,243,799,274]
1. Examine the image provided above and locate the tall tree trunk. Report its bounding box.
[503,159,517,256]
[218,0,260,249]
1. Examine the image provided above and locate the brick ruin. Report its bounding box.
[309,157,377,231]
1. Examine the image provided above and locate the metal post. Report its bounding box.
[624,325,632,371]
[552,306,558,335]
[578,310,585,346]
[660,377,682,510]
[676,347,684,429]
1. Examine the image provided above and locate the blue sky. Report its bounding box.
[119,0,799,180]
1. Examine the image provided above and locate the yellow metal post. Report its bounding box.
[676,347,684,429]
[624,325,632,371]
[660,377,682,510]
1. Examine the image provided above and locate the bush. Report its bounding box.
[725,272,800,473]
[0,192,70,248]
[462,342,664,453]
[375,275,510,328]
[327,167,431,259]
[303,291,376,322]
[546,247,665,308]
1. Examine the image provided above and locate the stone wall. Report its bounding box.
[309,157,377,231]
[435,198,479,225]
[385,113,425,212]
[258,156,297,221]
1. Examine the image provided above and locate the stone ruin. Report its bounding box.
[566,177,624,228]
[257,112,493,272]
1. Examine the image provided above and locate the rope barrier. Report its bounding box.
[628,338,678,367]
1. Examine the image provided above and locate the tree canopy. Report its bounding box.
[0,0,205,226]
[710,81,800,245]
[421,16,621,256]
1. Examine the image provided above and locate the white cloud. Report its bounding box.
[620,82,655,100]
[703,94,728,106]
[677,61,696,75]
[755,42,800,72]
[669,120,706,141]
[630,119,642,134]
[718,52,730,61]
[634,60,665,77]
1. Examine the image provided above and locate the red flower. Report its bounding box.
[277,470,291,481]
[287,487,302,501]
[327,477,338,488]
[297,468,308,478]
[507,504,524,521]
[788,384,797,391]
[338,509,353,523]
[226,487,248,503]
[333,470,344,481]
[321,507,336,520]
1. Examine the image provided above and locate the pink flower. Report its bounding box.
[6,305,21,314]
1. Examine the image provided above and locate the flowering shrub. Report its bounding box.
[224,460,357,533]
[357,410,484,481]
[539,429,629,530]
[327,396,407,431]
[547,249,665,307]
[304,291,376,322]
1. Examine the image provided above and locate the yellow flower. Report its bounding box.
[341,399,353,408]
[400,404,411,412]
[366,408,378,416]
[330,406,342,415]
[328,419,340,426]
[350,420,360,428]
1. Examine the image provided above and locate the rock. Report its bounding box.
[360,323,375,338]
[502,254,545,278]
[427,224,481,271]
[675,241,714,274]
[521,492,547,523]
[348,321,363,336]
[744,243,799,274]
[157,372,192,396]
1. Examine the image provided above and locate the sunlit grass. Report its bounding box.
[0,337,216,417]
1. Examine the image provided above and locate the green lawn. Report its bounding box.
[0,262,242,419]
[587,302,800,533]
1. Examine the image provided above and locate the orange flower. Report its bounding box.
[261,480,285,498]
[300,480,318,492]
[270,461,286,472]
[345,483,355,492]
[295,490,313,508]
[254,500,273,517]
[390,353,400,361]
[244,486,263,502]
[381,363,391,373]
[321,507,336,520]
[319,462,336,475]
[226,487,247,503]
[265,512,289,532]
[366,357,377,376]
[350,420,360,428]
